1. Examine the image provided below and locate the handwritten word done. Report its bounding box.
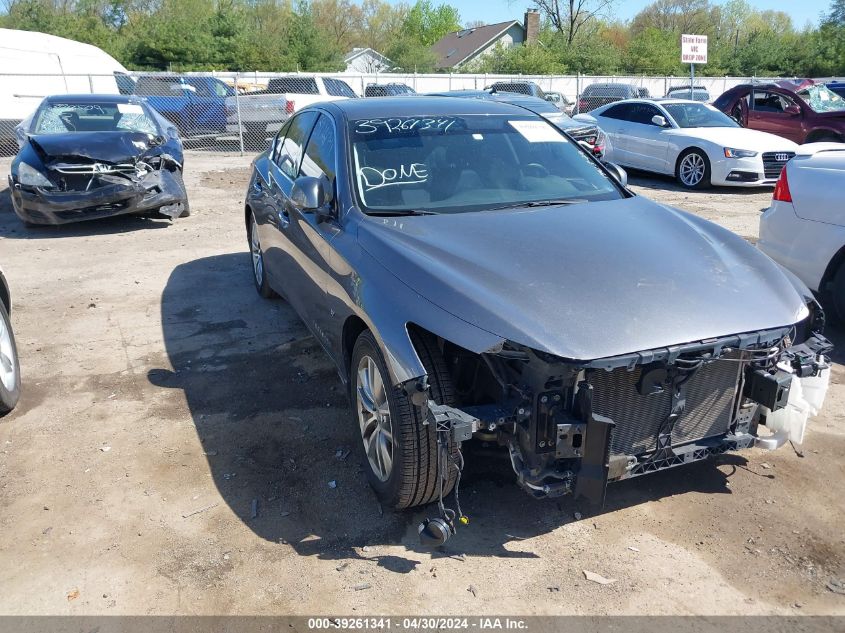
[359,163,429,191]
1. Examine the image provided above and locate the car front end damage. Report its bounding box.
[10,152,187,225]
[405,310,832,511]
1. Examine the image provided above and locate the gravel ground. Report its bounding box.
[0,152,842,615]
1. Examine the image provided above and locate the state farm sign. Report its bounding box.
[681,34,708,64]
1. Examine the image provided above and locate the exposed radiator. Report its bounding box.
[588,354,742,457]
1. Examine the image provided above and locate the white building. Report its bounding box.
[343,48,394,73]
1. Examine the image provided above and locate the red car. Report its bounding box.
[713,80,845,144]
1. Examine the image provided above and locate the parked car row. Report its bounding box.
[3,90,840,546]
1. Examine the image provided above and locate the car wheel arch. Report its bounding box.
[0,273,10,317]
[806,129,842,143]
[821,244,845,291]
[244,203,253,233]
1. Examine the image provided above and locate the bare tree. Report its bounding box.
[533,0,617,44]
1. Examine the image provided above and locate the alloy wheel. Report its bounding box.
[679,153,705,187]
[356,355,394,482]
[250,217,264,287]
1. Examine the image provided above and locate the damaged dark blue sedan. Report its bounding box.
[243,97,832,546]
[9,94,189,225]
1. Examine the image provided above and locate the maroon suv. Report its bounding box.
[713,80,845,144]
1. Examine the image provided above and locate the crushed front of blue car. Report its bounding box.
[9,131,188,225]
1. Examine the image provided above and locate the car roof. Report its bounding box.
[323,95,536,118]
[43,93,143,104]
[426,90,560,114]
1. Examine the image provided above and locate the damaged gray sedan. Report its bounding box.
[244,97,832,544]
[8,94,189,225]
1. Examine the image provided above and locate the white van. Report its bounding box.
[0,29,127,141]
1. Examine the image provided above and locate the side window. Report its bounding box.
[185,80,213,97]
[136,77,181,97]
[271,119,293,164]
[212,80,231,97]
[752,90,793,113]
[630,104,661,125]
[325,78,357,98]
[275,111,318,180]
[602,103,634,121]
[299,114,337,204]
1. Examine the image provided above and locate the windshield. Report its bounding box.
[33,101,159,135]
[668,90,708,101]
[349,115,622,214]
[797,84,845,113]
[664,102,738,128]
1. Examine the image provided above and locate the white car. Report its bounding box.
[758,143,845,322]
[575,99,799,189]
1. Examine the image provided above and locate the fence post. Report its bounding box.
[576,72,581,114]
[88,74,94,93]
[449,72,452,90]
[235,72,244,156]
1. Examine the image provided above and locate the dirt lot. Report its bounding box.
[0,153,843,616]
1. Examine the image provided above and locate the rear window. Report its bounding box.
[268,77,320,94]
[583,85,627,98]
[324,78,358,98]
[135,76,182,97]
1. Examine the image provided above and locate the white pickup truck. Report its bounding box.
[226,76,358,143]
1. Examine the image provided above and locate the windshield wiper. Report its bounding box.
[490,199,588,211]
[367,209,439,217]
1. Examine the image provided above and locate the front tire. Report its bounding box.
[351,329,457,510]
[830,262,845,324]
[0,300,21,416]
[676,149,710,189]
[247,213,277,298]
[172,169,191,217]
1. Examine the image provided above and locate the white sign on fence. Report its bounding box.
[681,34,708,65]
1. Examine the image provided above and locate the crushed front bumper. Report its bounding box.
[422,329,833,506]
[8,169,187,225]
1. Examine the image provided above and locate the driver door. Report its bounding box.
[749,90,803,143]
[284,113,342,355]
[262,110,318,319]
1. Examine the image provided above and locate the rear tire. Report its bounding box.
[0,300,21,416]
[351,329,458,510]
[247,212,277,298]
[676,149,711,189]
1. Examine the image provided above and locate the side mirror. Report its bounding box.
[605,162,628,188]
[291,176,334,221]
[784,104,800,116]
[651,115,668,127]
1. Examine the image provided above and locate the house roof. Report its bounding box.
[343,47,392,65]
[431,20,523,69]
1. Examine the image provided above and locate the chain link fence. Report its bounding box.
[1,71,817,155]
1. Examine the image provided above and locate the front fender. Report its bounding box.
[333,243,505,387]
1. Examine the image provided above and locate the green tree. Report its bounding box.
[400,0,460,46]
[625,27,682,73]
[467,41,567,74]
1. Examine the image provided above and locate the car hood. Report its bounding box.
[28,131,156,164]
[357,198,808,360]
[674,127,799,151]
